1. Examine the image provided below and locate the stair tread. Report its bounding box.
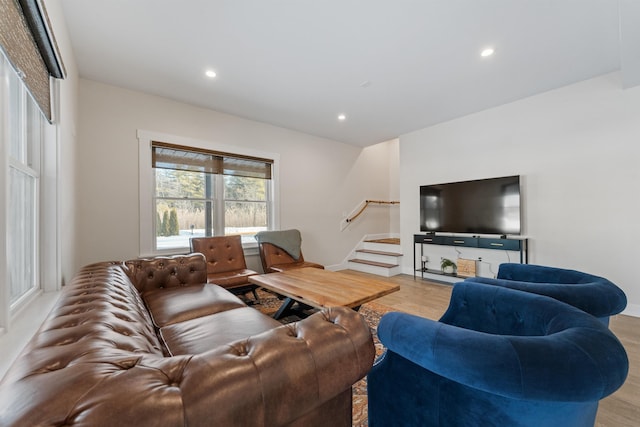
[364,238,400,245]
[356,249,403,257]
[348,258,398,268]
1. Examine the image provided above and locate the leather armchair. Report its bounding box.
[465,263,627,325]
[190,235,259,299]
[368,281,629,427]
[256,229,324,273]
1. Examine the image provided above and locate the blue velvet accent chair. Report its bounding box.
[465,263,627,325]
[367,282,629,427]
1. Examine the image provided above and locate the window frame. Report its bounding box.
[138,130,280,257]
[0,50,60,334]
[6,60,42,314]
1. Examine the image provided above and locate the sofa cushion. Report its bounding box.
[143,283,246,328]
[160,307,282,355]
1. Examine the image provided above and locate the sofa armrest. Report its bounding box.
[179,306,374,426]
[467,276,626,319]
[496,263,599,284]
[471,264,627,319]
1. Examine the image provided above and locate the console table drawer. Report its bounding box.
[443,236,478,247]
[478,238,521,251]
[414,235,446,244]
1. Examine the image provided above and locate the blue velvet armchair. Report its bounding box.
[367,282,628,427]
[465,263,627,324]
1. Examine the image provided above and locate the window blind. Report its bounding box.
[152,141,273,180]
[0,0,65,121]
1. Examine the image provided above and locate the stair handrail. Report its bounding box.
[346,200,399,223]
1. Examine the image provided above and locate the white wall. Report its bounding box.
[75,79,393,274]
[385,138,401,234]
[399,72,640,314]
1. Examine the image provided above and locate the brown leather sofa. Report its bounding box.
[0,253,374,426]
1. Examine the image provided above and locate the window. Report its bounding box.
[0,0,62,334]
[138,132,279,255]
[2,52,43,311]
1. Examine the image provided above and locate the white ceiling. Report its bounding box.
[58,0,638,147]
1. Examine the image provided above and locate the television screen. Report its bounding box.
[420,175,521,235]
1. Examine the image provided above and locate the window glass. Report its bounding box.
[224,175,268,239]
[153,149,271,251]
[26,97,42,169]
[3,53,43,308]
[8,167,37,304]
[8,70,24,162]
[154,168,213,250]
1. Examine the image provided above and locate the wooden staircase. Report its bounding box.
[348,238,402,277]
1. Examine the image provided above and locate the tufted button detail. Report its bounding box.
[116,359,138,370]
[285,325,297,337]
[233,342,250,356]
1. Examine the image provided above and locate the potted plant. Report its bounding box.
[441,258,457,274]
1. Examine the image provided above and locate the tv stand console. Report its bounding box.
[413,234,529,280]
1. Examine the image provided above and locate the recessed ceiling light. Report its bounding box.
[205,70,217,78]
[480,48,495,57]
[338,114,347,121]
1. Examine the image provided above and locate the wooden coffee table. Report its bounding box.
[248,267,400,319]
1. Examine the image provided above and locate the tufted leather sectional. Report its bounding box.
[0,253,375,426]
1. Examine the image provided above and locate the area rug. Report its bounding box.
[251,289,394,427]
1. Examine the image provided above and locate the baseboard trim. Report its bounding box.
[621,303,640,318]
[325,263,347,271]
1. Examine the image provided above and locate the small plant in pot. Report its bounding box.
[441,258,457,274]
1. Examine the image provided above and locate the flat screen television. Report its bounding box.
[420,175,521,235]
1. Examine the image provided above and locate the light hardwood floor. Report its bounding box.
[339,270,640,427]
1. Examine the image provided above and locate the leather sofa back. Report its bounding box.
[124,253,208,294]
